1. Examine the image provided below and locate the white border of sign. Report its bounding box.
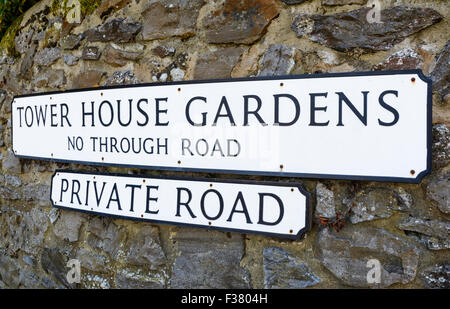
[51,170,311,239]
[13,70,432,183]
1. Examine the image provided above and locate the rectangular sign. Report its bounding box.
[51,171,311,239]
[13,70,431,182]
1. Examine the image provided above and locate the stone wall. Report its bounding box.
[0,0,448,289]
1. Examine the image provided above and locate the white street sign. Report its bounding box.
[51,171,311,239]
[13,70,431,182]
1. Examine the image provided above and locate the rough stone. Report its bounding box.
[34,69,66,88]
[53,210,85,242]
[126,225,166,269]
[263,247,320,288]
[170,229,250,288]
[115,269,164,288]
[204,0,280,44]
[142,0,205,40]
[322,0,367,5]
[41,248,71,288]
[194,47,245,79]
[4,174,21,187]
[15,29,34,54]
[21,182,51,206]
[373,48,423,71]
[77,249,109,272]
[426,168,450,214]
[291,7,442,52]
[104,70,139,86]
[281,0,308,4]
[85,18,142,43]
[2,150,21,173]
[431,41,449,101]
[152,45,176,58]
[72,70,104,89]
[34,47,61,66]
[61,33,85,50]
[0,253,20,288]
[432,124,450,169]
[398,217,450,250]
[419,264,450,289]
[344,187,410,224]
[102,43,143,66]
[63,54,79,66]
[19,42,37,79]
[315,183,336,219]
[170,68,185,81]
[87,217,126,260]
[82,46,101,60]
[258,44,295,76]
[96,0,132,18]
[316,226,420,287]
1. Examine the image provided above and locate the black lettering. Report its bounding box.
[378,90,399,126]
[136,98,149,126]
[145,185,159,214]
[186,96,207,126]
[50,104,58,127]
[212,96,235,126]
[61,103,72,127]
[71,179,82,205]
[274,94,300,126]
[336,91,368,126]
[59,178,69,202]
[106,183,122,210]
[99,100,114,127]
[200,189,224,221]
[155,98,169,126]
[243,95,267,126]
[227,191,252,224]
[117,99,132,127]
[126,184,141,212]
[82,101,95,127]
[309,92,329,126]
[176,187,196,218]
[258,193,284,226]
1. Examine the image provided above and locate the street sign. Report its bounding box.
[13,70,431,182]
[51,170,311,239]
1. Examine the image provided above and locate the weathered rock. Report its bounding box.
[61,33,85,50]
[315,183,336,218]
[115,269,164,288]
[432,124,450,169]
[34,69,66,88]
[21,182,51,206]
[344,187,410,224]
[373,48,423,71]
[82,46,101,60]
[4,175,21,187]
[152,45,176,58]
[96,0,132,18]
[291,7,442,52]
[0,253,20,288]
[77,249,109,272]
[316,226,420,287]
[170,229,250,288]
[19,42,37,79]
[53,210,85,242]
[204,0,280,44]
[41,248,71,288]
[126,225,166,269]
[63,54,79,66]
[2,150,21,173]
[102,43,143,66]
[142,0,205,40]
[72,70,104,89]
[431,41,449,101]
[85,18,142,43]
[263,247,320,288]
[34,47,61,66]
[84,274,111,289]
[398,217,450,250]
[170,68,185,81]
[15,29,34,54]
[0,186,20,200]
[419,264,450,289]
[281,0,308,4]
[322,0,367,5]
[258,44,295,76]
[426,168,450,214]
[104,70,138,86]
[87,217,126,260]
[194,47,245,79]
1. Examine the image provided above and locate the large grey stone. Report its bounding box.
[72,70,105,89]
[34,47,61,66]
[34,69,66,88]
[115,269,164,289]
[314,183,336,219]
[263,247,320,288]
[419,264,450,289]
[63,54,79,66]
[258,44,295,76]
[77,249,109,272]
[398,216,450,250]
[322,0,367,5]
[102,43,143,66]
[203,0,280,44]
[372,48,423,71]
[0,253,20,288]
[316,225,421,287]
[142,0,205,40]
[426,168,450,214]
[126,225,166,269]
[170,229,250,288]
[53,210,85,242]
[2,150,21,173]
[104,70,139,86]
[61,33,85,50]
[81,46,101,60]
[85,18,142,43]
[15,29,34,54]
[431,41,450,101]
[87,217,126,260]
[431,124,450,169]
[40,248,71,288]
[194,47,244,79]
[292,7,442,52]
[21,182,51,206]
[344,187,410,224]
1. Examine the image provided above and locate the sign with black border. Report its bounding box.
[13,70,431,183]
[51,170,311,239]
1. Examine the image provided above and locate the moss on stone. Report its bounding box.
[0,14,23,57]
[79,0,102,16]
